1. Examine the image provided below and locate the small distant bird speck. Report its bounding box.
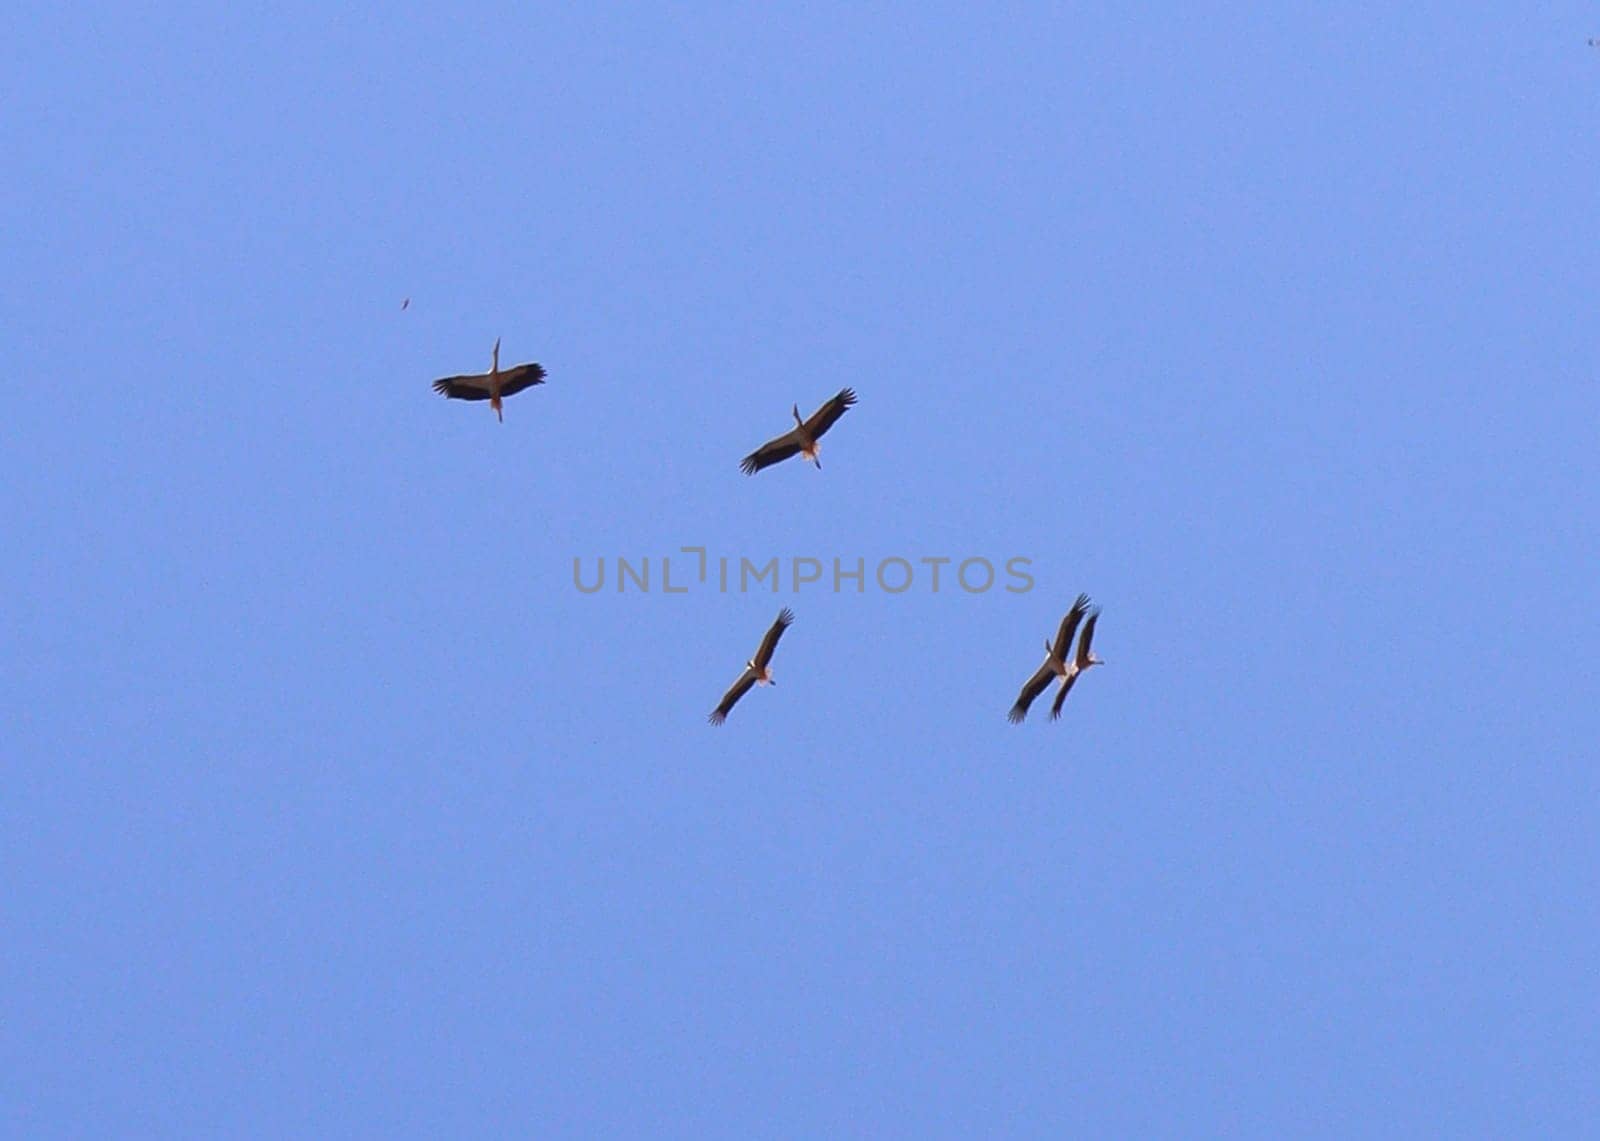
[401,297,410,310]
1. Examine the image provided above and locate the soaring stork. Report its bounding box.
[1048,607,1103,720]
[431,338,546,422]
[1007,594,1105,723]
[708,608,794,725]
[740,388,857,474]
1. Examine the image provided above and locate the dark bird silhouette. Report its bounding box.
[1049,607,1104,720]
[431,338,546,422]
[709,609,795,724]
[740,389,856,474]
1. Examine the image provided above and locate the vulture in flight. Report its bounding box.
[431,338,546,422]
[1008,594,1105,723]
[740,388,857,474]
[709,608,795,725]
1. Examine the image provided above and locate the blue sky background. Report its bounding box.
[5,4,1598,1135]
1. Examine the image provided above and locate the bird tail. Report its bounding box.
[492,395,503,422]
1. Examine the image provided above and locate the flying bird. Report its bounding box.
[1048,607,1103,720]
[740,388,857,474]
[401,297,410,310]
[431,337,546,422]
[708,608,794,724]
[1007,594,1105,723]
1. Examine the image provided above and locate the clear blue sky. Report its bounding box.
[5,5,1598,1135]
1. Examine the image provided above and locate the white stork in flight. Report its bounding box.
[431,338,546,422]
[708,608,794,724]
[740,388,857,474]
[1008,594,1105,723]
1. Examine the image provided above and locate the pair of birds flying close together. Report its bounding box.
[430,339,857,475]
[1008,594,1105,723]
[707,597,1105,725]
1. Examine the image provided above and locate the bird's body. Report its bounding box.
[1008,595,1105,723]
[709,608,795,724]
[740,388,856,474]
[431,338,546,422]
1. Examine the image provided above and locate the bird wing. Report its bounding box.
[431,372,493,400]
[1048,671,1080,720]
[1075,610,1100,668]
[1008,662,1055,723]
[752,607,795,669]
[1051,594,1091,659]
[496,362,547,397]
[708,669,759,725]
[740,430,804,475]
[802,387,857,438]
